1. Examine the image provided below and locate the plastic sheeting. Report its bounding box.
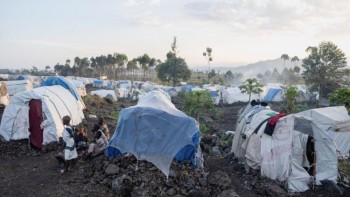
[4,80,33,96]
[90,90,117,101]
[222,87,260,104]
[71,80,87,97]
[106,90,200,177]
[0,85,84,145]
[263,88,283,102]
[41,76,80,101]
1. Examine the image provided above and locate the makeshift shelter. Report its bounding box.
[4,80,33,97]
[71,80,87,97]
[261,83,284,102]
[106,90,202,177]
[115,88,130,99]
[231,105,350,192]
[41,76,80,100]
[90,90,117,101]
[41,76,86,109]
[222,87,260,104]
[0,85,84,148]
[118,80,132,89]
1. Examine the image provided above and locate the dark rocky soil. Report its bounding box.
[0,92,349,196]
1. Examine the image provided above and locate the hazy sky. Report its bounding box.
[1,0,350,69]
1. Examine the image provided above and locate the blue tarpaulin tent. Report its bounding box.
[41,76,80,100]
[105,90,201,177]
[264,88,283,102]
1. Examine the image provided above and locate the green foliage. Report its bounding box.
[111,111,119,120]
[239,78,263,102]
[157,38,192,86]
[285,86,299,113]
[329,88,350,111]
[199,122,208,134]
[302,41,347,105]
[294,103,309,113]
[184,91,213,120]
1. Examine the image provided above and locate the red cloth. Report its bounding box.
[29,99,43,149]
[268,113,287,125]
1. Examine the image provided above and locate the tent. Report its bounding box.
[261,83,284,102]
[4,80,33,97]
[0,85,84,148]
[0,82,10,106]
[41,76,86,109]
[118,80,132,89]
[41,76,80,100]
[90,90,117,101]
[106,90,202,177]
[231,105,350,192]
[222,87,260,104]
[71,80,87,97]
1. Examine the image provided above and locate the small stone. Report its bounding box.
[105,164,120,175]
[166,188,177,196]
[212,146,221,156]
[218,189,240,197]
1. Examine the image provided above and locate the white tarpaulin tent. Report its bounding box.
[71,80,87,97]
[231,105,350,192]
[4,80,33,97]
[90,89,117,101]
[222,87,260,104]
[261,83,284,102]
[0,85,84,145]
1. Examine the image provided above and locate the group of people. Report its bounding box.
[57,116,110,175]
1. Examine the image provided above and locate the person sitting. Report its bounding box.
[93,117,110,140]
[85,129,108,158]
[74,126,88,151]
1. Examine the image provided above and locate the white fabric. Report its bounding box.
[63,127,78,160]
[90,90,117,101]
[0,85,84,145]
[116,88,130,98]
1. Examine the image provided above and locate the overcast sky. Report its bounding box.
[1,0,349,69]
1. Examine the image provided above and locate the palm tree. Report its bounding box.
[291,56,299,66]
[281,54,289,69]
[239,78,263,102]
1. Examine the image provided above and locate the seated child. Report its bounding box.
[74,126,88,151]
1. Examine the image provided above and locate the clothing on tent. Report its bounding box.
[264,113,287,136]
[246,106,266,124]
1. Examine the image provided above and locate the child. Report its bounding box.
[85,129,108,158]
[93,117,110,140]
[62,116,78,174]
[74,126,88,151]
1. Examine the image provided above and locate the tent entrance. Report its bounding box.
[305,136,316,176]
[29,99,43,149]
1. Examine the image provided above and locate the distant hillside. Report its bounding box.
[192,58,302,79]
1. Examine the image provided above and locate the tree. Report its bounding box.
[285,86,299,113]
[183,91,213,121]
[137,54,151,80]
[239,78,263,102]
[114,53,128,78]
[45,65,51,73]
[203,47,213,80]
[157,37,192,86]
[127,59,138,80]
[291,56,299,66]
[293,66,300,74]
[329,88,350,111]
[281,54,289,69]
[302,41,347,105]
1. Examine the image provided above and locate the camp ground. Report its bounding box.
[0,85,84,148]
[105,90,202,177]
[232,104,350,192]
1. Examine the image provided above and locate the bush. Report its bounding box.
[183,91,213,120]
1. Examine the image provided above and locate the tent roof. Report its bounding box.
[41,76,80,100]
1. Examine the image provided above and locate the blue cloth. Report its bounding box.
[41,76,79,100]
[208,91,219,97]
